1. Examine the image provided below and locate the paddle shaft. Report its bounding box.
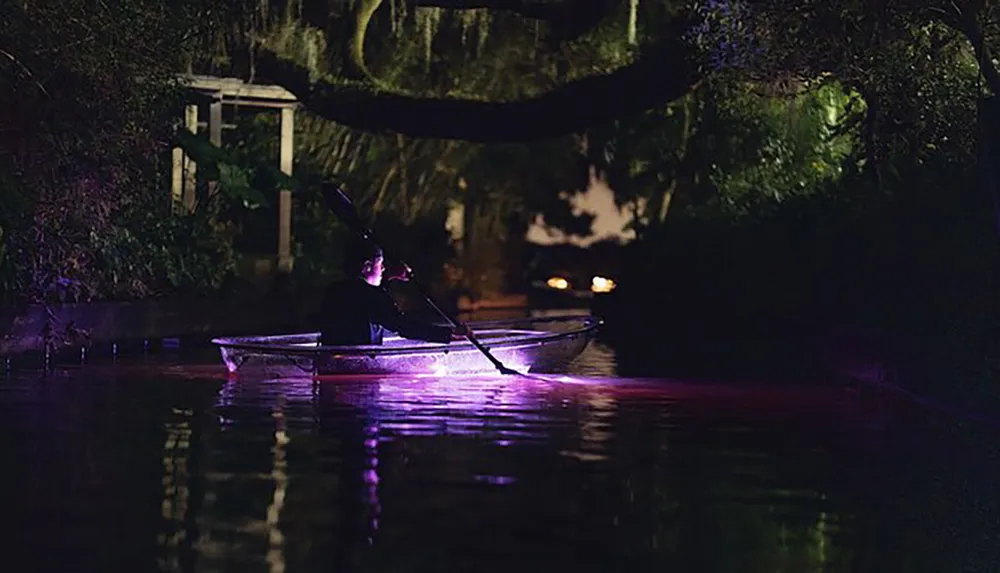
[399,270,519,376]
[364,233,518,375]
[322,185,520,375]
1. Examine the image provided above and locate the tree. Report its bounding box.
[591,78,858,233]
[0,0,216,306]
[180,0,701,141]
[175,5,604,294]
[454,137,593,295]
[709,0,986,179]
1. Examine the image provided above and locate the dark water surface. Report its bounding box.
[2,338,999,572]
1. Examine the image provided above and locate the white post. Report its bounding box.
[183,104,198,213]
[207,99,223,199]
[171,145,183,212]
[277,106,295,272]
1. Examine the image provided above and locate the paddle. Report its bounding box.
[320,183,522,376]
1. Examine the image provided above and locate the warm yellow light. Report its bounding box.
[546,276,570,290]
[591,276,616,293]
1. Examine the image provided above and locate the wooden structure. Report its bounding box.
[173,74,299,272]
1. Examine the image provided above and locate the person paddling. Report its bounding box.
[318,237,468,346]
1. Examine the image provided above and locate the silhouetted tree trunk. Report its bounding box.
[979,96,1000,240]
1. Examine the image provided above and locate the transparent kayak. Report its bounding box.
[212,314,601,377]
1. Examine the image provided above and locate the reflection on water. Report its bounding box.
[159,406,192,572]
[265,390,288,573]
[1,340,999,572]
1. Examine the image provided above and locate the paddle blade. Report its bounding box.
[321,183,369,238]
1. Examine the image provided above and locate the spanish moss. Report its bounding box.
[415,6,443,69]
[628,0,638,45]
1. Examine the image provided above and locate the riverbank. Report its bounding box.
[0,292,322,357]
[598,288,1000,428]
[0,285,540,358]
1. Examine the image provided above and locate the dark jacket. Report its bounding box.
[318,277,452,346]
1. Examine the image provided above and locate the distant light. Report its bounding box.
[546,276,570,290]
[591,276,616,293]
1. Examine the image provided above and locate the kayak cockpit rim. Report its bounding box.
[210,315,602,357]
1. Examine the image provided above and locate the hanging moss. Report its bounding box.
[415,7,443,70]
[271,20,328,77]
[532,21,541,58]
[449,8,492,57]
[459,9,476,45]
[476,9,491,56]
[628,0,639,45]
[261,1,273,36]
[389,0,407,36]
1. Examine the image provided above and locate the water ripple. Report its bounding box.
[2,343,998,572]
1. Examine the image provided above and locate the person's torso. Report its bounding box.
[319,279,386,345]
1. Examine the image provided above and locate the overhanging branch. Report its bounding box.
[254,36,699,142]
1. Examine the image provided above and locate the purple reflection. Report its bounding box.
[474,475,517,485]
[214,376,318,431]
[314,374,617,445]
[311,372,880,444]
[364,421,382,538]
[215,376,316,409]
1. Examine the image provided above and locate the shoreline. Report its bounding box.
[0,294,320,357]
[0,290,538,358]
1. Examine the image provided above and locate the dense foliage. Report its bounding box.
[175,4,602,297]
[3,0,1000,357]
[592,78,859,232]
[0,0,237,308]
[598,0,1000,381]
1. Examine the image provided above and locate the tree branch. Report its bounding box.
[929,2,1000,94]
[254,34,699,142]
[345,0,384,81]
[0,48,50,97]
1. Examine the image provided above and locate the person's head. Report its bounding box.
[345,237,384,286]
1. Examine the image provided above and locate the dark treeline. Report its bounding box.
[3,0,1000,390]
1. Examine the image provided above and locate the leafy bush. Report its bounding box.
[95,202,238,299]
[0,0,205,304]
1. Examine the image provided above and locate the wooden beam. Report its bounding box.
[195,121,240,130]
[180,74,298,102]
[216,99,301,110]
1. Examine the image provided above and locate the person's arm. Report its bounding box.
[383,262,412,283]
[369,287,454,343]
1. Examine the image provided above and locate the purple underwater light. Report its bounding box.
[212,315,601,377]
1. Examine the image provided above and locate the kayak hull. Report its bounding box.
[212,315,601,377]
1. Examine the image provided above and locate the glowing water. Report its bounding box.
[2,340,998,572]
